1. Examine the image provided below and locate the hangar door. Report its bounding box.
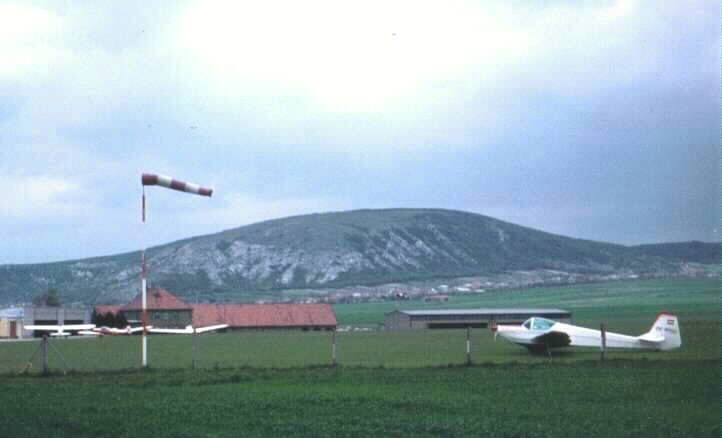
[427,322,488,329]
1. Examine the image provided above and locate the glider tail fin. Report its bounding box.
[642,312,681,351]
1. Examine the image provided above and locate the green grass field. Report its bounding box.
[0,278,718,437]
[1,361,718,438]
[333,278,720,326]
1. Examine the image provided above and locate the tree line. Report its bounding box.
[91,310,128,328]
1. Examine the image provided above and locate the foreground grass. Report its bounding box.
[0,360,718,438]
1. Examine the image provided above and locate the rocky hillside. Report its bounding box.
[0,209,716,305]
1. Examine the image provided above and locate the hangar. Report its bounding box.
[23,306,91,337]
[384,308,571,330]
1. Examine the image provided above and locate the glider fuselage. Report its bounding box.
[495,314,680,352]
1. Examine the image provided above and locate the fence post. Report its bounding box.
[466,326,471,366]
[600,323,607,361]
[41,335,49,375]
[331,330,337,367]
[192,331,197,370]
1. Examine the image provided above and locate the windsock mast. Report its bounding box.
[139,172,213,368]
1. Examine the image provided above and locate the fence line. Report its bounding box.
[1,327,620,375]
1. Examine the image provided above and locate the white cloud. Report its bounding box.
[0,175,85,220]
[0,3,67,77]
[0,1,716,263]
[168,0,660,114]
[173,1,532,113]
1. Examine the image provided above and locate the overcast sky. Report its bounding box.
[1,0,719,264]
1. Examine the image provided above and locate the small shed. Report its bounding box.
[0,307,24,339]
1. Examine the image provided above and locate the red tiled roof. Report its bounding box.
[121,287,192,311]
[94,305,121,315]
[98,287,336,328]
[192,303,337,328]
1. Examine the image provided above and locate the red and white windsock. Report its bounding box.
[141,173,213,197]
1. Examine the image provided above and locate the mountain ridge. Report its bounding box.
[0,208,717,305]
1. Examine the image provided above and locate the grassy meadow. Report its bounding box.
[1,360,718,438]
[333,278,720,326]
[0,278,718,437]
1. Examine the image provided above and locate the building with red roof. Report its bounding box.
[192,303,337,330]
[95,287,337,331]
[94,305,122,315]
[119,287,193,328]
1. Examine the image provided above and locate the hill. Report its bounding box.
[631,241,720,264]
[0,209,717,305]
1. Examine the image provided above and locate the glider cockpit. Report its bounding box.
[523,317,556,331]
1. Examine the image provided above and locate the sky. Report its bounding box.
[0,0,719,264]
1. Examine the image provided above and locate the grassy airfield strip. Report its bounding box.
[0,361,718,437]
[0,279,718,371]
[0,278,718,437]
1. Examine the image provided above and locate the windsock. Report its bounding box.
[141,173,213,197]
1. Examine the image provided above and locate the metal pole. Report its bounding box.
[466,326,471,366]
[332,330,337,367]
[600,323,607,361]
[138,173,212,369]
[141,186,148,368]
[41,335,48,375]
[192,330,197,369]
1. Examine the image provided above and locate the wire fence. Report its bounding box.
[1,328,516,374]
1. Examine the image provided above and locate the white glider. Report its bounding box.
[77,330,101,336]
[149,324,229,335]
[25,324,96,337]
[494,312,681,353]
[91,325,149,336]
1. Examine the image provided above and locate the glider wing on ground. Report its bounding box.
[149,324,228,335]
